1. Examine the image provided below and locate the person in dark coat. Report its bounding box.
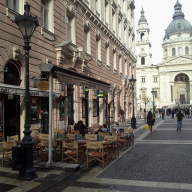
[74,120,88,135]
[172,109,175,119]
[147,111,154,134]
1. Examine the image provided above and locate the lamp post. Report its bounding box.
[151,88,155,116]
[14,3,39,180]
[129,75,137,129]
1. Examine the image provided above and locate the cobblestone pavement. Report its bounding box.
[1,117,192,191]
[98,144,192,183]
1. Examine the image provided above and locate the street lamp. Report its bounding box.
[151,88,155,116]
[129,75,137,129]
[14,3,39,180]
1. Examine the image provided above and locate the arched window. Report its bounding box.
[141,33,145,41]
[172,48,176,56]
[4,62,21,86]
[141,57,145,65]
[178,47,183,55]
[185,46,189,55]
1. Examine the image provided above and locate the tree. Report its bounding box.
[141,96,151,121]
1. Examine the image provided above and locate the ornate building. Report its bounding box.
[0,0,136,148]
[136,0,192,110]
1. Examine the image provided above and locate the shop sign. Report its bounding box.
[0,85,60,98]
[80,82,96,89]
[37,81,49,91]
[60,121,65,128]
[97,92,103,98]
[8,94,14,100]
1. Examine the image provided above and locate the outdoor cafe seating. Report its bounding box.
[30,126,135,168]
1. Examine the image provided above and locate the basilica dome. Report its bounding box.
[165,0,192,37]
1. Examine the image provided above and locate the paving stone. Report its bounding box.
[98,144,192,184]
[143,130,192,140]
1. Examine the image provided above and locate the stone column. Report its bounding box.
[172,85,175,104]
[190,82,192,104]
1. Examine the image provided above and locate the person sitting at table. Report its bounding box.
[95,124,109,134]
[74,120,88,135]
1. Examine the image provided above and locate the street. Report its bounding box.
[1,116,192,191]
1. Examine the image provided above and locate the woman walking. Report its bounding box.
[147,111,154,134]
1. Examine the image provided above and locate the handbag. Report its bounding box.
[144,124,149,131]
[152,117,155,123]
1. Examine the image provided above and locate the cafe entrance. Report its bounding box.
[4,61,21,140]
[4,95,20,139]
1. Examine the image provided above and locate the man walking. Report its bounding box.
[176,110,184,131]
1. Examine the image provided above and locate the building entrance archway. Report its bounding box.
[174,73,190,104]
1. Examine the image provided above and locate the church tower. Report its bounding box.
[136,8,152,66]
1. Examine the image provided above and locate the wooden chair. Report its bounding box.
[40,139,58,161]
[66,133,76,141]
[86,141,108,168]
[104,135,119,159]
[125,128,134,146]
[112,132,127,148]
[7,135,19,143]
[54,128,65,140]
[61,141,84,163]
[98,132,109,136]
[2,141,17,166]
[85,134,97,141]
[73,130,80,135]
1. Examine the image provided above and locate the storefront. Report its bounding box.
[38,64,111,128]
[0,84,60,141]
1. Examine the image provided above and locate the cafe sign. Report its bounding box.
[37,81,49,91]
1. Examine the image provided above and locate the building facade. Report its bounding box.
[136,0,192,111]
[0,0,136,145]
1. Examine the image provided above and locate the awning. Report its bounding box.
[38,64,111,92]
[0,84,60,97]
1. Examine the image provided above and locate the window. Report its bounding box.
[172,48,176,56]
[141,33,145,41]
[178,47,183,55]
[66,16,71,41]
[105,1,109,25]
[106,46,109,66]
[124,62,127,75]
[96,38,101,61]
[112,11,116,33]
[41,0,51,30]
[84,29,90,53]
[154,77,157,82]
[141,78,145,83]
[6,0,19,12]
[154,91,158,98]
[141,57,145,65]
[118,19,121,39]
[177,23,181,30]
[185,46,189,55]
[119,56,122,73]
[113,52,117,70]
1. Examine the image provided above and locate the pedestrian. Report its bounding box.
[159,108,162,118]
[74,120,88,135]
[120,108,125,122]
[176,110,184,131]
[147,111,154,134]
[171,109,175,119]
[162,108,165,119]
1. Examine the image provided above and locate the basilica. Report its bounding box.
[136,0,192,110]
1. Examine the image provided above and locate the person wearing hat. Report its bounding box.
[74,120,88,135]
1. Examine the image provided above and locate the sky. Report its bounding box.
[134,0,192,65]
